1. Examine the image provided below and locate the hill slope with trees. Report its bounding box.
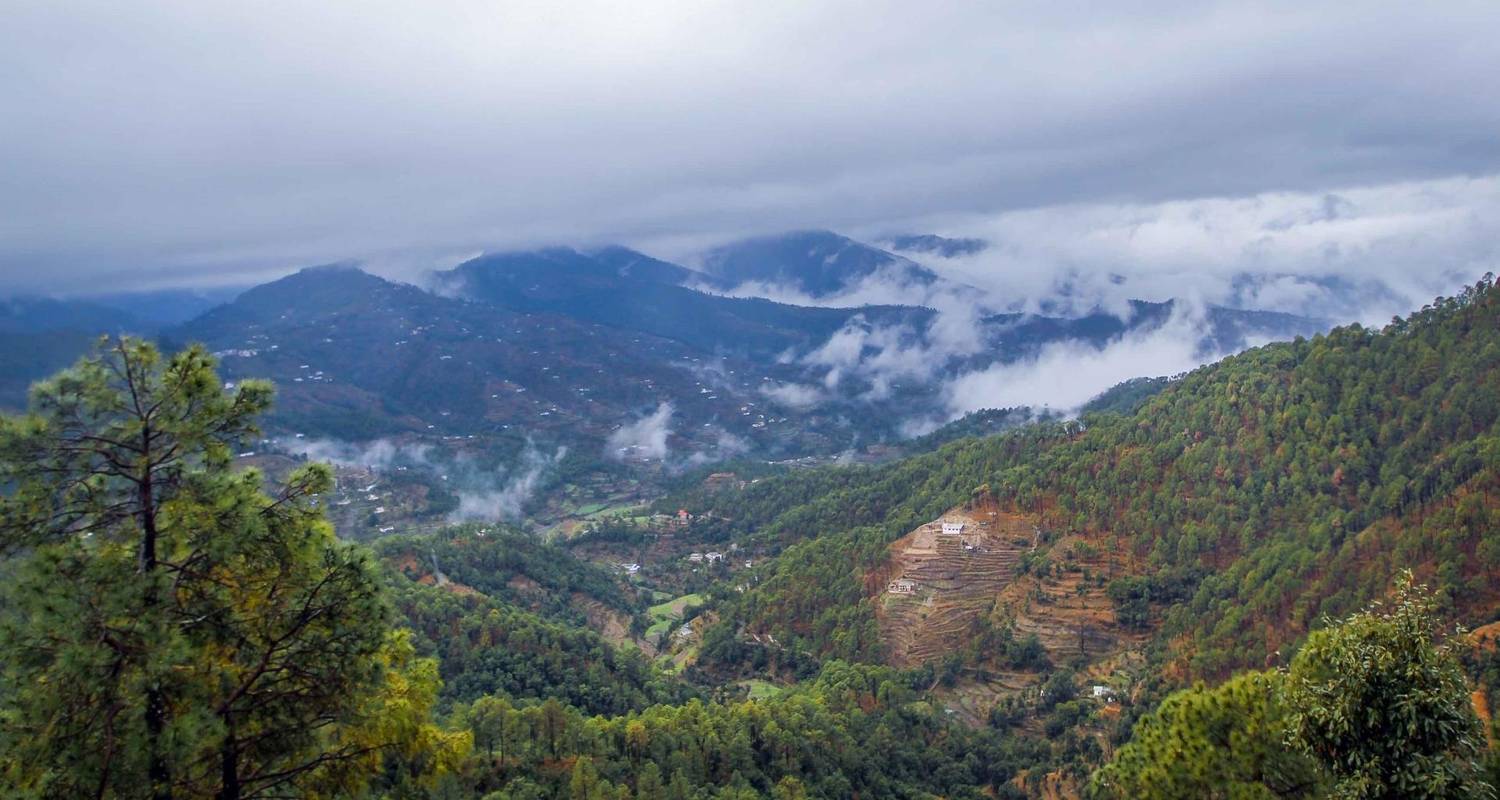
[692,275,1500,683]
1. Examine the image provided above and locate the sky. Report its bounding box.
[2,1,1499,296]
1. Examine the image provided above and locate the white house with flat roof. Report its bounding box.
[940,522,965,535]
[887,578,917,595]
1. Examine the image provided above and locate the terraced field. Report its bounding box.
[874,505,1035,667]
[997,535,1143,664]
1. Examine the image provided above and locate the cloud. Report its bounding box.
[449,443,567,522]
[4,3,1500,291]
[942,305,1214,415]
[681,429,751,469]
[877,175,1500,325]
[759,381,825,410]
[793,287,990,401]
[607,402,674,460]
[291,435,563,522]
[289,437,433,469]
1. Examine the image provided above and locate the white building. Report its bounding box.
[888,578,917,595]
[1091,685,1117,700]
[705,552,725,563]
[940,522,965,535]
[688,553,704,563]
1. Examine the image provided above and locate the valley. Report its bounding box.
[0,232,1332,541]
[6,7,1497,798]
[0,239,1492,800]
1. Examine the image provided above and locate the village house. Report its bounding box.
[705,552,725,563]
[887,578,917,595]
[621,563,641,575]
[1091,685,1117,701]
[940,522,966,535]
[688,553,704,563]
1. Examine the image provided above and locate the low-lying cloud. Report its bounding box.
[759,381,825,410]
[289,437,433,469]
[942,305,1220,416]
[878,175,1500,326]
[291,435,565,522]
[449,442,568,522]
[607,402,674,460]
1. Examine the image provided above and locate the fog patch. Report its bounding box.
[943,306,1214,416]
[289,437,433,469]
[799,296,986,401]
[681,429,751,470]
[607,402,674,460]
[760,381,825,410]
[448,442,568,522]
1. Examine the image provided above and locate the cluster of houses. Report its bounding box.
[651,508,696,530]
[687,551,726,564]
[292,363,332,384]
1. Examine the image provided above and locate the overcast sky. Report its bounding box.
[3,1,1499,294]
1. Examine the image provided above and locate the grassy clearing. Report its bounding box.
[648,593,704,621]
[739,679,784,701]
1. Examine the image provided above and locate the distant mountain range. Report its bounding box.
[432,245,924,361]
[696,230,945,299]
[0,295,143,334]
[0,231,1332,464]
[884,233,989,258]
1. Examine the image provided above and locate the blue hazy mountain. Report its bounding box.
[434,246,929,361]
[697,230,942,298]
[0,295,143,334]
[885,234,989,257]
[81,286,245,327]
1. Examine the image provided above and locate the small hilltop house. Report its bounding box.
[888,578,917,595]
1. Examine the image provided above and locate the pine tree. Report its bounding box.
[0,338,465,798]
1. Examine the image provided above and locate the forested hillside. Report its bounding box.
[694,275,1500,681]
[2,280,1495,799]
[375,530,693,716]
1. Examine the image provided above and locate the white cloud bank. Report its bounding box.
[942,308,1217,416]
[6,3,1500,292]
[882,175,1500,325]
